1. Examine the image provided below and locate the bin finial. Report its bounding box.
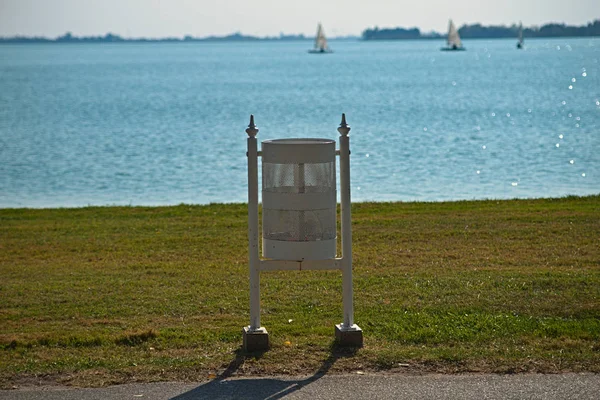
[246,115,259,137]
[338,113,350,136]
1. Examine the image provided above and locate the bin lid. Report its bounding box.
[262,138,335,164]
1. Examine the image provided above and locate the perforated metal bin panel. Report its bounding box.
[262,139,336,260]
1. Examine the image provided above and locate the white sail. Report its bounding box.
[447,19,462,48]
[314,23,328,51]
[518,22,524,44]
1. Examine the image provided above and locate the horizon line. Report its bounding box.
[2,19,598,41]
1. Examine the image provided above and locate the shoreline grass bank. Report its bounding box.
[1,196,599,387]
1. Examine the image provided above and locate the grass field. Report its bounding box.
[1,196,599,387]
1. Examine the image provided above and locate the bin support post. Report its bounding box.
[243,115,269,352]
[335,113,363,347]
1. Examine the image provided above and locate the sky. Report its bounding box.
[0,0,598,38]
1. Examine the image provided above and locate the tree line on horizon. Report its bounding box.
[1,20,599,43]
[0,31,309,43]
[362,19,600,40]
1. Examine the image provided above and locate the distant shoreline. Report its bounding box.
[1,20,599,43]
[0,32,334,44]
[1,35,599,45]
[363,19,600,40]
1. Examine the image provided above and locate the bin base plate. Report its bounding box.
[243,326,269,352]
[335,324,363,347]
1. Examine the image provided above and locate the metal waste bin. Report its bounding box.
[261,139,336,260]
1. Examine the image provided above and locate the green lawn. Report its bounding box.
[1,196,599,387]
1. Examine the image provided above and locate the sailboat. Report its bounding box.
[308,23,332,53]
[441,19,465,51]
[516,22,524,49]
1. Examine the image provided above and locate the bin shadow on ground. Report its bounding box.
[171,343,358,400]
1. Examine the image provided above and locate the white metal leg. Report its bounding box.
[246,118,261,331]
[338,123,354,328]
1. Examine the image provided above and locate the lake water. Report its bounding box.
[0,38,598,208]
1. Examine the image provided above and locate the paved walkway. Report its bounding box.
[1,373,599,399]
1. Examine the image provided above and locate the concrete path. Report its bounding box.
[1,373,598,400]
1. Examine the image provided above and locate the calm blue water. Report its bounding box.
[0,39,599,208]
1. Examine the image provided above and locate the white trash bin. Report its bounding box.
[261,139,336,261]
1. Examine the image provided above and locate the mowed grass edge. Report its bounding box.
[0,195,599,387]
